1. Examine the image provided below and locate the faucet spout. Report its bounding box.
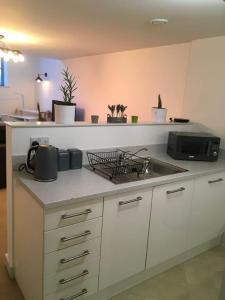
[133,148,148,156]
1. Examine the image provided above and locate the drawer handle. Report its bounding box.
[60,250,90,264]
[166,187,185,195]
[208,178,224,184]
[59,269,89,285]
[61,230,91,243]
[62,209,92,220]
[119,196,143,206]
[60,288,88,300]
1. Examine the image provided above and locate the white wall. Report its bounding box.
[183,36,225,146]
[10,123,193,156]
[35,58,65,112]
[0,56,39,113]
[0,55,64,114]
[65,43,190,123]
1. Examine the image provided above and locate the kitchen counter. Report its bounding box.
[15,152,225,209]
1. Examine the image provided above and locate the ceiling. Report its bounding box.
[1,0,225,59]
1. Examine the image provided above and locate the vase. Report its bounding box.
[151,108,167,123]
[91,115,99,124]
[107,115,127,123]
[54,104,76,124]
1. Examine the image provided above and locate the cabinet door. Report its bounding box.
[99,189,152,290]
[189,172,225,249]
[146,180,193,269]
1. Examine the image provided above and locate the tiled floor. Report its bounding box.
[110,246,225,300]
[0,189,225,300]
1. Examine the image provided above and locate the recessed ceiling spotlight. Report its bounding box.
[151,18,169,25]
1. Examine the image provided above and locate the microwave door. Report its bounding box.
[178,139,208,159]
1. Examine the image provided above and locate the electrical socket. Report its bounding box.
[30,136,49,146]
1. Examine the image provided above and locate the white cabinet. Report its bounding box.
[99,189,152,290]
[14,180,103,300]
[146,180,193,269]
[189,172,225,249]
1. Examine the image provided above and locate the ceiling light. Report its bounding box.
[0,35,25,63]
[151,18,169,25]
[0,29,37,45]
[35,73,48,83]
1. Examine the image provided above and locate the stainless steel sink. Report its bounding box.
[85,157,188,184]
[145,158,188,177]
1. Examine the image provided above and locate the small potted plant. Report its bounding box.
[107,104,127,123]
[54,67,78,124]
[151,94,167,123]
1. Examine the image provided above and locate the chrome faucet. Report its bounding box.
[133,148,149,156]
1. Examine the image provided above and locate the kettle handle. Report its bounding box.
[27,145,39,171]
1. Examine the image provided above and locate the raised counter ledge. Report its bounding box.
[5,121,192,128]
[15,154,225,209]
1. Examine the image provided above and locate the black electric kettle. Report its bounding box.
[26,144,58,182]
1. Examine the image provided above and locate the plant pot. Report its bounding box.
[107,115,127,123]
[91,115,99,124]
[151,108,167,123]
[54,104,76,124]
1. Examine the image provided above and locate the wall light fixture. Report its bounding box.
[35,73,48,83]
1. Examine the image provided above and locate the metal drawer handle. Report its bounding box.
[60,250,90,264]
[60,289,88,300]
[119,196,143,206]
[61,230,91,243]
[166,187,185,195]
[208,178,224,184]
[62,209,92,220]
[59,269,89,285]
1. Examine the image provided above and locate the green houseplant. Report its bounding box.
[151,94,167,123]
[107,104,127,123]
[60,68,78,103]
[55,67,78,124]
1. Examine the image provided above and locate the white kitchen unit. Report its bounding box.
[146,180,193,269]
[99,189,152,290]
[14,179,103,300]
[189,172,225,249]
[13,168,225,300]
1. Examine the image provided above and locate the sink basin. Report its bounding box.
[145,158,188,177]
[85,157,188,184]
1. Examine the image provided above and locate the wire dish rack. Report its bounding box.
[87,149,151,180]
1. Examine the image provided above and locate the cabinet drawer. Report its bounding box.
[44,238,101,275]
[44,256,99,295]
[45,199,103,231]
[45,218,102,253]
[44,276,98,300]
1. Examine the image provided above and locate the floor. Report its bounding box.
[0,189,24,300]
[110,247,225,300]
[0,189,225,300]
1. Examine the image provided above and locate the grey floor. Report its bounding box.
[111,246,225,300]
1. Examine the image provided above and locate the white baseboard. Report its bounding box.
[4,253,15,278]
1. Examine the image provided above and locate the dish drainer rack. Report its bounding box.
[87,150,150,179]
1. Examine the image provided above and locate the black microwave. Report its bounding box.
[167,132,220,161]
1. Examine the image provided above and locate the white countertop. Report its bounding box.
[16,153,225,209]
[6,121,192,128]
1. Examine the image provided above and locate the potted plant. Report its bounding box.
[151,94,167,123]
[54,67,78,124]
[107,104,127,123]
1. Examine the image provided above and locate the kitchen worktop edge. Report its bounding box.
[14,154,225,210]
